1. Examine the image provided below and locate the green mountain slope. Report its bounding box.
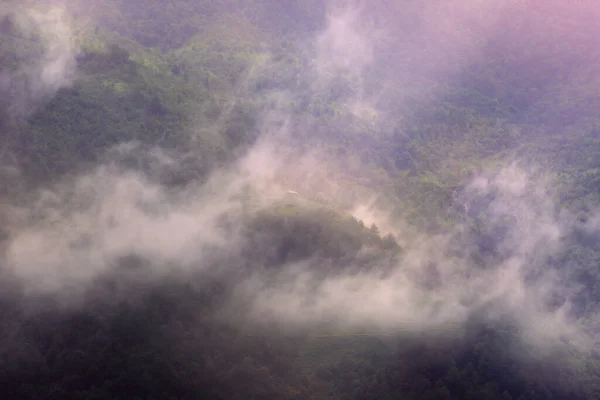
[1,1,600,400]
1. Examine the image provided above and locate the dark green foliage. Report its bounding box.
[303,323,600,400]
[243,203,400,269]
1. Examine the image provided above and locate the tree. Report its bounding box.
[369,223,380,235]
[382,233,398,250]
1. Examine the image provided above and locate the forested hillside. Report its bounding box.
[1,1,600,399]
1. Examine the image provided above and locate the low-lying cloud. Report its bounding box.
[0,0,78,119]
[2,137,595,354]
[314,3,374,85]
[239,163,593,350]
[0,0,598,371]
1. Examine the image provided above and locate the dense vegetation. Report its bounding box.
[1,1,600,399]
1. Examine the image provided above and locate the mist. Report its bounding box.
[2,145,593,360]
[1,3,599,398]
[0,1,78,119]
[240,163,590,344]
